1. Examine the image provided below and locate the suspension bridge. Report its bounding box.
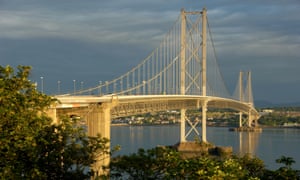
[46,8,260,174]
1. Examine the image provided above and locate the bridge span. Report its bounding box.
[50,94,259,142]
[54,95,259,118]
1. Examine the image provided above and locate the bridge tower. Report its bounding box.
[246,71,256,127]
[179,8,208,143]
[201,8,208,142]
[236,70,260,128]
[239,71,244,127]
[180,8,186,142]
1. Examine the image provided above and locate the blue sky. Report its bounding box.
[0,0,299,104]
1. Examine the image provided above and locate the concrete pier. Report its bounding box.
[173,141,232,159]
[87,103,111,176]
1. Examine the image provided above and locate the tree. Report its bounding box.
[110,147,262,179]
[0,65,111,179]
[111,147,300,179]
[234,154,265,178]
[276,156,296,169]
[259,156,299,179]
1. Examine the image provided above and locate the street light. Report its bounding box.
[40,76,44,93]
[33,81,38,90]
[73,80,76,95]
[105,81,109,94]
[99,81,102,95]
[57,80,61,94]
[80,81,84,95]
[143,81,146,95]
[120,81,123,93]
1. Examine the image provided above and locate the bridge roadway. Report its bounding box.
[53,94,259,119]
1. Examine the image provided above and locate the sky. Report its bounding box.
[0,0,299,104]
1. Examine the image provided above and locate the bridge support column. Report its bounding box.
[201,101,207,142]
[254,118,258,127]
[87,103,111,177]
[180,108,186,142]
[46,107,58,124]
[247,110,252,127]
[239,112,243,127]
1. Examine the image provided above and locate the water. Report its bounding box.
[111,125,300,170]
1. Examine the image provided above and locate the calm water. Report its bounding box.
[111,125,300,170]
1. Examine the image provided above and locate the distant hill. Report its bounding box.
[254,100,300,108]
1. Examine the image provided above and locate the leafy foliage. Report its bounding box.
[110,147,300,179]
[276,156,296,169]
[110,147,258,179]
[0,65,111,179]
[270,156,299,179]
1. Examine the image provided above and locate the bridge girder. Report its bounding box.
[53,95,260,122]
[108,95,260,121]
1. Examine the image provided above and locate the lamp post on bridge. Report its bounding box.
[113,82,116,93]
[105,81,109,94]
[40,76,44,93]
[120,81,123,94]
[73,80,76,95]
[99,81,102,95]
[143,81,146,95]
[57,80,61,94]
[80,81,84,95]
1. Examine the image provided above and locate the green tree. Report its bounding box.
[0,65,111,179]
[276,156,296,169]
[110,147,265,179]
[111,147,300,179]
[258,156,299,180]
[234,154,265,178]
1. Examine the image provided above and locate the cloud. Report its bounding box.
[0,1,178,48]
[0,0,300,103]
